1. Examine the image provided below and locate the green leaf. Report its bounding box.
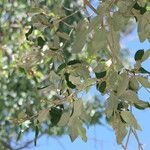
[17,131,22,142]
[107,29,120,60]
[78,126,87,142]
[68,117,80,142]
[34,125,39,146]
[72,20,88,53]
[67,60,81,65]
[121,111,142,130]
[129,78,139,91]
[134,49,144,61]
[138,12,150,42]
[57,112,70,126]
[88,28,107,54]
[69,75,81,85]
[138,67,150,74]
[73,100,84,117]
[25,26,33,40]
[133,2,147,15]
[142,49,150,62]
[96,81,106,93]
[50,107,62,126]
[56,31,70,41]
[31,13,49,29]
[109,114,127,144]
[134,100,150,110]
[80,111,91,123]
[37,109,49,123]
[37,36,45,48]
[136,76,150,88]
[65,73,76,89]
[117,72,129,96]
[119,90,139,103]
[105,95,119,117]
[95,71,107,79]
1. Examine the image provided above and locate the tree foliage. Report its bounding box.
[0,0,150,149]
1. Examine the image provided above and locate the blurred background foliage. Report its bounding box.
[0,0,103,149]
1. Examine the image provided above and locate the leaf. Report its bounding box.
[134,100,150,110]
[80,111,91,123]
[96,81,106,93]
[57,112,70,126]
[105,95,119,117]
[31,13,49,29]
[72,20,88,53]
[37,109,49,123]
[34,125,39,146]
[17,131,22,142]
[134,49,144,61]
[136,76,150,88]
[109,114,127,144]
[68,118,79,142]
[68,115,87,142]
[56,31,70,40]
[95,71,107,79]
[119,90,139,103]
[138,67,150,74]
[25,26,33,40]
[73,100,84,117]
[133,2,147,15]
[129,78,139,91]
[69,75,81,85]
[37,36,45,48]
[88,28,107,54]
[65,73,76,89]
[121,111,142,130]
[117,72,129,96]
[78,126,87,142]
[107,29,120,60]
[57,63,67,73]
[142,49,150,62]
[138,12,150,42]
[67,60,81,65]
[50,107,62,126]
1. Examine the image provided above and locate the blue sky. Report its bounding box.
[23,1,150,150]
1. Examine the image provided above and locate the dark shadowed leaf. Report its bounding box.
[134,49,144,61]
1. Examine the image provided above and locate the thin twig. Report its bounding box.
[125,127,132,149]
[83,0,99,15]
[131,128,144,150]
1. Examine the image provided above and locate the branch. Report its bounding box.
[14,134,43,150]
[124,127,132,150]
[83,0,99,15]
[131,128,144,150]
[0,139,14,150]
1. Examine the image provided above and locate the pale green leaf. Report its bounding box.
[78,126,87,142]
[119,90,139,103]
[73,100,84,117]
[72,20,88,53]
[121,111,142,130]
[109,114,127,144]
[56,32,70,40]
[134,100,150,110]
[142,49,150,62]
[129,78,139,91]
[57,112,70,126]
[136,76,150,88]
[69,75,81,85]
[37,109,49,123]
[117,72,129,96]
[105,95,119,117]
